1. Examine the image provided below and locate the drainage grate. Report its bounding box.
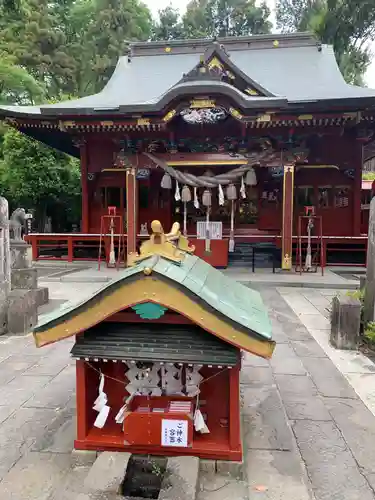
[121,455,167,499]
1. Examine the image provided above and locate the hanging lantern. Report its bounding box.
[245,167,257,186]
[161,173,172,189]
[226,183,237,201]
[202,189,212,207]
[181,185,192,203]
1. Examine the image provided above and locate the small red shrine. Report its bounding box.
[2,32,375,267]
[33,221,274,461]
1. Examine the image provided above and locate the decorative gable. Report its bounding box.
[181,43,274,99]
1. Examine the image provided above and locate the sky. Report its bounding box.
[143,0,375,88]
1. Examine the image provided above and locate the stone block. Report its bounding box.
[0,282,8,335]
[330,294,361,350]
[360,275,366,291]
[197,472,248,500]
[71,450,98,468]
[10,241,33,269]
[199,459,216,474]
[160,456,199,500]
[84,452,131,493]
[11,267,37,290]
[7,289,37,334]
[216,459,245,480]
[35,286,49,307]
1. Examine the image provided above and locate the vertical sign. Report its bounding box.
[161,419,188,447]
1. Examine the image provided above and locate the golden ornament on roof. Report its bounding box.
[127,221,195,267]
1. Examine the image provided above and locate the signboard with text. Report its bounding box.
[161,419,188,447]
[196,221,223,240]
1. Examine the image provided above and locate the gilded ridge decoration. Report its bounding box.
[127,220,195,267]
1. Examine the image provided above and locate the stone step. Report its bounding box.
[75,451,200,500]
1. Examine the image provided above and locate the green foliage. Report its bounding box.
[71,0,152,93]
[182,0,271,38]
[0,127,81,230]
[275,0,375,84]
[151,6,184,41]
[346,288,365,326]
[365,321,375,344]
[363,172,375,181]
[0,53,45,104]
[151,0,271,41]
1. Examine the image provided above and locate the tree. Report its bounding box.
[0,127,81,230]
[151,5,184,41]
[0,0,78,99]
[182,0,271,39]
[78,0,152,92]
[276,0,375,84]
[0,53,45,104]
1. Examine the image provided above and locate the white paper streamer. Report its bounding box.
[194,409,210,434]
[194,187,199,209]
[115,404,127,424]
[93,374,110,428]
[240,176,246,199]
[175,180,181,201]
[218,184,225,206]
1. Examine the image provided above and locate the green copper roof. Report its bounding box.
[35,254,272,341]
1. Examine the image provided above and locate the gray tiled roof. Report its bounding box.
[2,33,375,118]
[71,322,240,365]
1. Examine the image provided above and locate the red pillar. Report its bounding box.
[229,364,241,456]
[126,166,137,259]
[281,164,295,270]
[353,142,363,236]
[75,360,89,444]
[80,139,89,233]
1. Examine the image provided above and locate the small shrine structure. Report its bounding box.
[33,221,274,461]
[2,32,374,268]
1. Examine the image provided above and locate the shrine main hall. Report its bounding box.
[2,32,375,269]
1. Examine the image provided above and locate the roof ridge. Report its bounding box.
[130,33,319,57]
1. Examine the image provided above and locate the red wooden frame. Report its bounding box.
[74,360,242,461]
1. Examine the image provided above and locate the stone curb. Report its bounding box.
[76,452,199,500]
[241,281,359,290]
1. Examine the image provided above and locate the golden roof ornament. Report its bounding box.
[127,220,195,267]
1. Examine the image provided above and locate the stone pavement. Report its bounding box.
[0,276,375,498]
[35,261,362,289]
